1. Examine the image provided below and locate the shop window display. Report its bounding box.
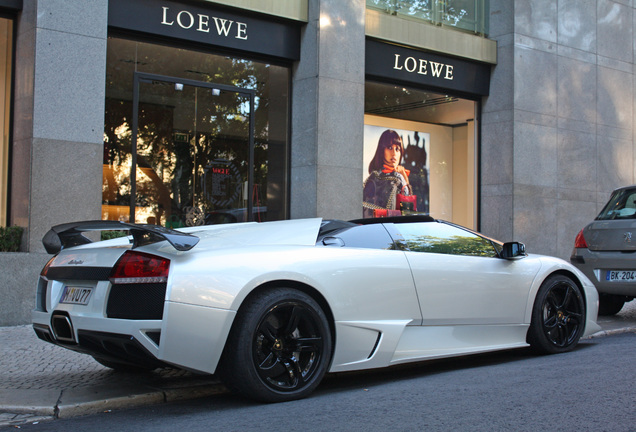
[364,82,477,229]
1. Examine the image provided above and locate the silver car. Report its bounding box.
[571,185,636,315]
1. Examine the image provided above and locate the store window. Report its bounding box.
[0,17,12,227]
[363,82,477,229]
[366,0,489,36]
[104,37,290,226]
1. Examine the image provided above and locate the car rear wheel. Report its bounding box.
[218,288,332,402]
[598,294,627,316]
[527,274,585,354]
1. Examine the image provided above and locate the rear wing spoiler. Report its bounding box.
[42,220,200,254]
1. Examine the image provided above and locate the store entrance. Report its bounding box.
[104,38,291,226]
[127,72,255,227]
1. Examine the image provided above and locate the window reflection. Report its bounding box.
[398,222,496,257]
[597,188,636,220]
[103,37,290,226]
[366,0,489,36]
[318,223,396,250]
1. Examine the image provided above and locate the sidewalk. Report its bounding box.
[0,325,226,428]
[2,302,635,428]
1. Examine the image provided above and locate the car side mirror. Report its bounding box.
[501,242,526,260]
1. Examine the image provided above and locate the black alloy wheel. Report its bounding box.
[218,288,332,402]
[527,274,585,354]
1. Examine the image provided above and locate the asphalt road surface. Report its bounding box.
[11,332,636,432]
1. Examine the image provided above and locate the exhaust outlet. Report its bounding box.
[51,313,76,343]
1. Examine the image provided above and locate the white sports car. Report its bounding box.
[32,216,600,402]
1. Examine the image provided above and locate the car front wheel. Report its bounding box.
[527,274,585,354]
[218,288,332,402]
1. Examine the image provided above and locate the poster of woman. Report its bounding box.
[362,126,430,218]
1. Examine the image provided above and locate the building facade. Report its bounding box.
[0,0,634,325]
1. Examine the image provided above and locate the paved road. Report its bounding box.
[8,331,636,432]
[1,301,635,429]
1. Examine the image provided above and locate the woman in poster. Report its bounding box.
[363,129,415,218]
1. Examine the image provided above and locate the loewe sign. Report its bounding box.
[109,0,300,60]
[393,53,455,81]
[160,6,248,40]
[367,40,490,96]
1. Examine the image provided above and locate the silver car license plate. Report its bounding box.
[606,270,636,282]
[60,286,93,305]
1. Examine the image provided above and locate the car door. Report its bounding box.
[389,221,540,325]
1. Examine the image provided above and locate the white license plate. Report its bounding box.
[60,286,93,305]
[606,271,636,282]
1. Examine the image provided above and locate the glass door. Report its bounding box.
[130,72,255,227]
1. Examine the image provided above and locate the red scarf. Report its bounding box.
[382,164,410,177]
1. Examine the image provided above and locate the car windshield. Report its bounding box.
[597,188,636,220]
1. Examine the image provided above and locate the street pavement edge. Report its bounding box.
[2,324,635,429]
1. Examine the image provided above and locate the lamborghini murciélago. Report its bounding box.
[33,215,600,402]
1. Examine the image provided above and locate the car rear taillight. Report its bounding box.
[574,229,588,249]
[109,251,170,284]
[40,257,56,278]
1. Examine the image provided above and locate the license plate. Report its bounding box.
[606,271,636,282]
[60,286,93,305]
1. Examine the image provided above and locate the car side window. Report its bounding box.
[317,223,396,250]
[396,222,498,257]
[597,188,636,220]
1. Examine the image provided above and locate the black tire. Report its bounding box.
[527,274,586,354]
[218,288,332,402]
[92,356,155,373]
[598,294,626,316]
